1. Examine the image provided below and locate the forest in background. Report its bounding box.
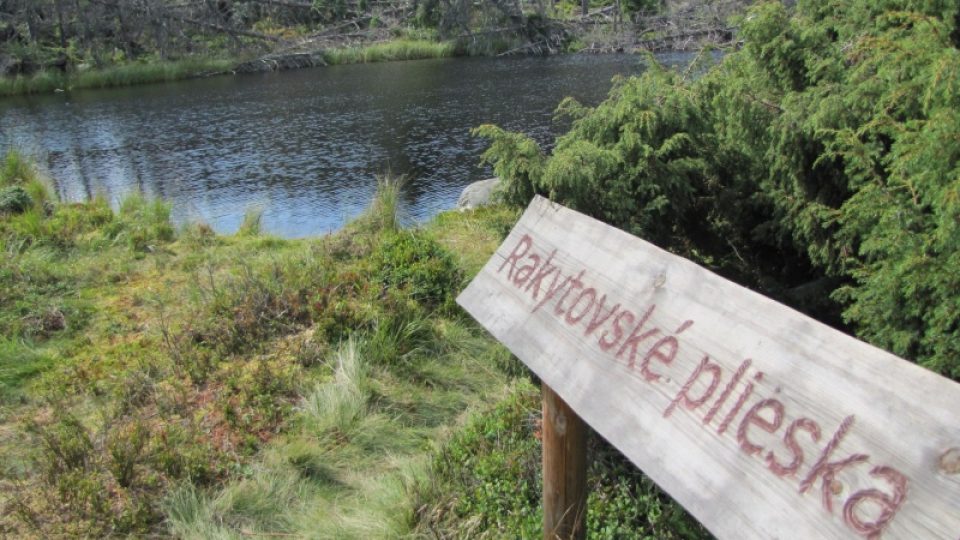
[0,0,750,94]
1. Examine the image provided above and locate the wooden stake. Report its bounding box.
[542,384,587,540]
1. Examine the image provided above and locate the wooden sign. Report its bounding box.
[457,196,960,539]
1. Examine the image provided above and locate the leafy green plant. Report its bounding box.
[370,231,462,311]
[422,382,542,537]
[0,185,32,215]
[417,381,709,539]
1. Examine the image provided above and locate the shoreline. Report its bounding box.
[0,37,732,99]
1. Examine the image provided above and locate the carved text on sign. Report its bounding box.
[499,233,908,538]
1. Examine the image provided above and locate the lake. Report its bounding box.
[0,53,696,237]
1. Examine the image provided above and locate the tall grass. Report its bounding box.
[163,318,511,539]
[1,149,52,210]
[355,174,406,233]
[323,39,455,65]
[301,339,370,438]
[0,58,235,97]
[3,158,525,537]
[164,469,309,539]
[237,207,263,236]
[1,150,34,186]
[101,193,175,251]
[0,39,455,97]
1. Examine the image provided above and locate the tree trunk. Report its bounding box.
[54,0,68,50]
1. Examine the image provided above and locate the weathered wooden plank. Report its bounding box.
[457,195,960,540]
[542,384,588,540]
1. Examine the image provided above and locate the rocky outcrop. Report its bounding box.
[456,178,500,210]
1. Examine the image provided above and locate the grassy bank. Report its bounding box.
[323,39,456,65]
[0,151,706,538]
[0,57,238,97]
[0,39,454,98]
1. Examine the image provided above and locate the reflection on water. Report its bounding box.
[0,53,696,237]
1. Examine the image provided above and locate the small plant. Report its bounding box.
[358,174,405,232]
[237,207,263,236]
[1,150,34,186]
[100,194,175,252]
[300,339,369,440]
[0,185,32,214]
[106,420,149,488]
[216,354,301,440]
[416,382,542,537]
[370,231,462,310]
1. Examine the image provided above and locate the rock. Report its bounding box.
[456,178,500,211]
[0,54,14,77]
[0,53,31,77]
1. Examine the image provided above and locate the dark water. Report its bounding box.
[0,53,694,237]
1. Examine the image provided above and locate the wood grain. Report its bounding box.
[457,196,960,540]
[542,384,588,540]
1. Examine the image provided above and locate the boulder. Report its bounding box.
[456,178,500,210]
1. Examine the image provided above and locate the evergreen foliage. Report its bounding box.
[477,0,960,380]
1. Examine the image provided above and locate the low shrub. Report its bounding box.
[416,381,710,539]
[422,382,542,537]
[0,186,32,214]
[370,231,462,311]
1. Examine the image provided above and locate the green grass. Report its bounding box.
[413,381,712,539]
[0,155,493,536]
[0,57,236,97]
[0,339,57,403]
[1,151,708,538]
[237,206,264,237]
[0,39,457,97]
[164,323,513,539]
[300,339,371,439]
[0,41,456,97]
[323,39,455,65]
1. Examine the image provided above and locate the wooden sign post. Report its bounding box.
[542,384,587,540]
[457,196,960,540]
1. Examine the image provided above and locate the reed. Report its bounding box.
[0,58,235,97]
[323,39,455,65]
